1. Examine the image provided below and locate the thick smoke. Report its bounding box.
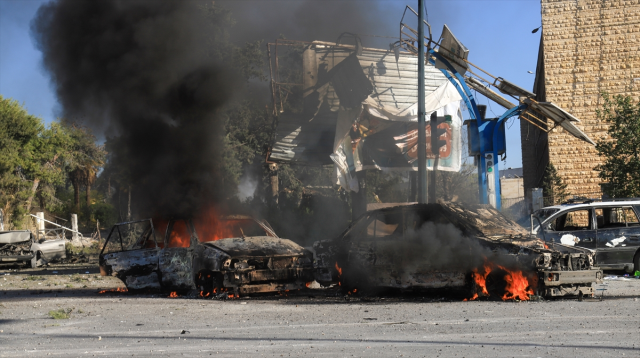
[221,0,396,48]
[404,222,528,272]
[31,0,234,217]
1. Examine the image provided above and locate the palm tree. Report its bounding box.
[66,124,106,212]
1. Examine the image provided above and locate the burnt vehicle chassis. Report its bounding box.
[99,218,315,295]
[314,202,603,298]
[0,230,66,268]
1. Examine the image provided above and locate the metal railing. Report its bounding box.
[29,214,83,241]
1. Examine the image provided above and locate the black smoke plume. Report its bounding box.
[31,0,234,217]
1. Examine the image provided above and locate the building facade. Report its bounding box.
[521,0,640,199]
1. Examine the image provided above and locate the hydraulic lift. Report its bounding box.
[401,3,595,209]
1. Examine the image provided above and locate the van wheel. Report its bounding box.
[633,251,640,273]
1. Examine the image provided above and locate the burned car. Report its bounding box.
[99,216,315,295]
[314,202,603,299]
[0,230,66,267]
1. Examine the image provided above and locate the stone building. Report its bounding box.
[521,0,640,199]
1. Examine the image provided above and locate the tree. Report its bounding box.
[22,122,72,214]
[542,162,568,205]
[436,163,479,203]
[0,96,42,228]
[0,97,78,228]
[595,93,640,198]
[64,123,106,213]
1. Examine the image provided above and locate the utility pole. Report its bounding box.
[417,0,427,204]
[429,112,437,203]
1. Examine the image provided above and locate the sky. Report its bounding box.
[0,0,543,170]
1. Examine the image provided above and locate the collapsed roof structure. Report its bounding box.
[267,13,596,208]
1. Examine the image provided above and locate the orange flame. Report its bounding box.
[335,262,343,287]
[156,207,264,246]
[470,262,492,297]
[466,260,535,301]
[164,220,190,248]
[169,291,178,298]
[305,282,312,288]
[463,293,478,302]
[98,287,128,294]
[501,268,534,301]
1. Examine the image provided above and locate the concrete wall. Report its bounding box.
[530,0,640,194]
[501,177,525,199]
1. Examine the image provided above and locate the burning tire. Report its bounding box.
[340,263,376,296]
[196,270,223,298]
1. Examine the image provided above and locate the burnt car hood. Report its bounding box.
[202,236,307,257]
[0,230,31,244]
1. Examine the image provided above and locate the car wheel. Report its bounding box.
[634,251,640,273]
[196,270,223,297]
[341,264,376,296]
[30,251,40,268]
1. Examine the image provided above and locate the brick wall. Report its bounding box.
[534,0,640,194]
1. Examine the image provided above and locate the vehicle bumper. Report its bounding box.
[538,268,603,297]
[0,255,33,263]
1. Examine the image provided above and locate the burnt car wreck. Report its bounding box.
[0,230,66,268]
[99,216,315,296]
[314,202,603,299]
[101,202,602,300]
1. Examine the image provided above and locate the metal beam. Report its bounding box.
[428,49,488,204]
[417,0,427,204]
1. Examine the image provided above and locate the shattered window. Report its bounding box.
[595,206,639,229]
[101,220,157,253]
[344,214,372,240]
[623,207,639,225]
[167,220,191,248]
[403,209,450,233]
[365,212,402,239]
[533,208,559,221]
[549,209,592,231]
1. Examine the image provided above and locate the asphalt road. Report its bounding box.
[1,266,639,357]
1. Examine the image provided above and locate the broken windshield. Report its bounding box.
[533,208,560,222]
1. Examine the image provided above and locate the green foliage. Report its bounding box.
[542,162,568,205]
[595,93,640,197]
[0,96,110,229]
[0,96,77,228]
[92,202,118,228]
[48,308,72,319]
[218,102,275,194]
[366,171,406,203]
[200,2,265,82]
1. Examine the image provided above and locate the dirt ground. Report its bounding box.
[1,264,639,357]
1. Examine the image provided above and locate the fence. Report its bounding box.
[27,213,84,242]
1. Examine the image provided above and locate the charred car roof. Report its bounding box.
[203,236,307,257]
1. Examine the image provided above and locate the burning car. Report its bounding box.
[313,202,603,299]
[0,230,66,267]
[99,215,315,296]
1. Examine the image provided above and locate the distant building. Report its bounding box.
[500,167,524,199]
[521,0,640,200]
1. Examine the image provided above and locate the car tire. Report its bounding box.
[634,250,640,273]
[196,270,223,297]
[341,263,376,296]
[30,251,40,268]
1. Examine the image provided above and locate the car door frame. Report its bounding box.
[99,219,162,289]
[542,207,597,250]
[158,219,199,290]
[594,204,640,270]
